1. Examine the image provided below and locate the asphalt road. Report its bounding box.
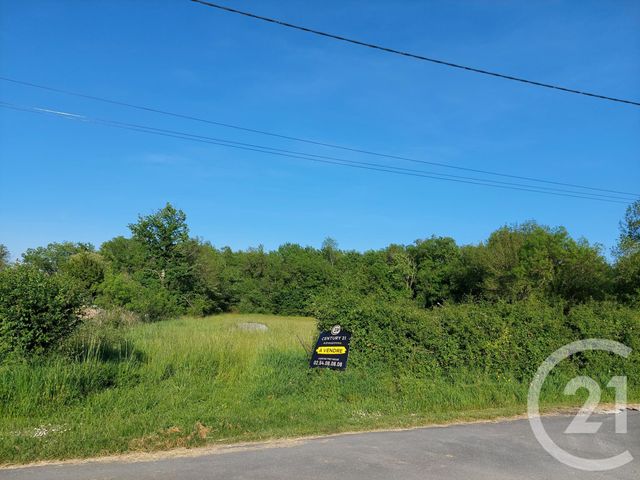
[2,412,638,480]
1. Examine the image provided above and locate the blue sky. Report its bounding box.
[1,0,639,259]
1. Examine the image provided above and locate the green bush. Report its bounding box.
[614,251,640,305]
[60,251,106,301]
[96,272,180,321]
[314,293,639,382]
[0,265,82,358]
[313,291,443,375]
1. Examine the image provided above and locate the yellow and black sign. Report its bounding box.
[310,325,351,370]
[316,346,346,355]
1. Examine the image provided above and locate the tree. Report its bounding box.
[455,222,610,303]
[336,249,412,301]
[616,200,640,256]
[613,251,640,303]
[61,252,107,301]
[97,271,179,321]
[22,242,94,274]
[480,226,530,301]
[450,244,487,301]
[408,236,459,307]
[614,200,640,303]
[321,237,339,266]
[553,240,611,302]
[272,243,334,315]
[0,244,9,271]
[100,236,146,274]
[383,244,415,294]
[122,203,219,316]
[187,241,231,315]
[128,203,190,287]
[225,245,265,312]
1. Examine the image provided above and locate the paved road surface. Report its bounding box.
[1,413,638,480]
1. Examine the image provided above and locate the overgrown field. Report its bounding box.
[1,311,637,465]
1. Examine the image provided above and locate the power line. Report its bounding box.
[0,100,633,205]
[1,76,637,198]
[1,101,631,202]
[190,0,640,108]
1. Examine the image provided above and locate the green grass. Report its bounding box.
[0,313,636,465]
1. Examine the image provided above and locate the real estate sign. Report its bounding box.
[309,325,351,370]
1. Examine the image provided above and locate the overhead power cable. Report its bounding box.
[0,100,633,205]
[0,101,630,202]
[190,0,640,107]
[1,76,637,198]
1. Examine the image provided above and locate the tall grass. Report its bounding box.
[0,313,637,464]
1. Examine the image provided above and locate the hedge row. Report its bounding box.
[314,294,639,381]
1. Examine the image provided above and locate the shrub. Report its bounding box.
[0,265,82,358]
[97,272,180,321]
[614,251,640,305]
[313,290,443,375]
[61,251,106,301]
[314,292,638,382]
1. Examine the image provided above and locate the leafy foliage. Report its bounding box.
[22,242,94,275]
[1,202,639,462]
[0,244,9,271]
[408,236,459,307]
[96,272,180,322]
[617,199,640,256]
[614,251,640,304]
[60,251,107,301]
[128,202,190,284]
[85,210,639,318]
[0,265,82,357]
[100,236,146,274]
[4,202,637,356]
[314,293,639,380]
[612,200,640,305]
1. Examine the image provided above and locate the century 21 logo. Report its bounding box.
[527,339,632,472]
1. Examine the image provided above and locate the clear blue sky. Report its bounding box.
[1,0,639,259]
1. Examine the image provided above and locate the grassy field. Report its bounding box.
[0,313,632,465]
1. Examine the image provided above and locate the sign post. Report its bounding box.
[309,325,351,370]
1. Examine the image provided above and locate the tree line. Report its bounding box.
[1,201,639,357]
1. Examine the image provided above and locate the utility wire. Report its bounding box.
[190,0,640,108]
[0,101,630,202]
[1,76,637,198]
[0,101,632,205]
